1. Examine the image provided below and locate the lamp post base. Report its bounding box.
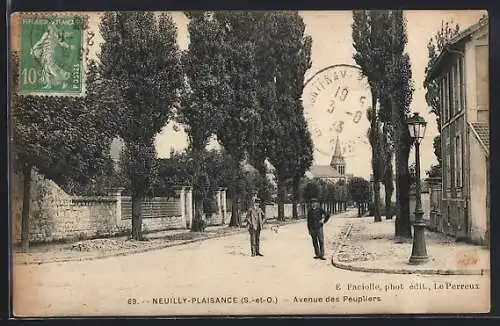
[409,255,429,265]
[409,211,428,265]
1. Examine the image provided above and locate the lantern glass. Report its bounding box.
[407,112,427,143]
[409,123,416,139]
[420,122,427,139]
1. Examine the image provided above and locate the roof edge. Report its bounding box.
[468,122,489,157]
[425,16,488,84]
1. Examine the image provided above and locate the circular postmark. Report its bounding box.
[302,64,372,176]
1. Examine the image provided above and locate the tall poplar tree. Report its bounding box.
[212,12,260,226]
[180,12,227,231]
[352,10,394,222]
[98,12,183,240]
[387,10,415,238]
[266,12,313,221]
[247,12,278,209]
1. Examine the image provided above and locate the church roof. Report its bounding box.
[308,165,343,178]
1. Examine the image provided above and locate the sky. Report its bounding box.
[297,10,486,178]
[153,10,484,179]
[12,10,486,180]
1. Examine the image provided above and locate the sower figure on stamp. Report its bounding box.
[244,197,266,257]
[307,197,330,260]
[30,22,74,90]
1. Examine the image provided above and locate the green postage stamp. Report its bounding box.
[19,14,86,96]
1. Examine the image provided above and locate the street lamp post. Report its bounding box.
[407,112,429,265]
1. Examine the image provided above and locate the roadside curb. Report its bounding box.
[14,218,306,266]
[330,223,490,276]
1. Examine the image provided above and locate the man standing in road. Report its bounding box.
[244,197,266,257]
[307,197,330,260]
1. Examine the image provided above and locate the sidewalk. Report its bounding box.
[330,216,490,275]
[12,217,305,265]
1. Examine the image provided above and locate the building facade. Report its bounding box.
[307,135,347,183]
[426,16,489,244]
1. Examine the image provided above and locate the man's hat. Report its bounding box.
[254,197,261,203]
[310,197,319,202]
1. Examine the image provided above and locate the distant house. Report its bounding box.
[425,16,489,244]
[306,135,347,183]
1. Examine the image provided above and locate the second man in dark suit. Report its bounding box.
[307,197,330,260]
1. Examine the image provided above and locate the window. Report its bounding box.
[454,61,460,112]
[445,132,451,188]
[439,78,444,125]
[455,135,462,188]
[441,77,446,122]
[458,56,464,112]
[443,74,449,122]
[450,64,456,117]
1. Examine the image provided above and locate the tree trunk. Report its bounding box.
[277,176,285,221]
[292,178,300,219]
[21,163,32,252]
[191,148,206,232]
[292,202,298,219]
[384,178,394,219]
[357,203,361,217]
[393,123,412,238]
[228,155,241,227]
[191,197,204,232]
[131,193,143,240]
[229,187,240,227]
[383,123,395,220]
[389,11,412,239]
[369,91,382,222]
[373,181,382,222]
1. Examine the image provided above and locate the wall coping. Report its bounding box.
[121,196,180,201]
[121,215,183,220]
[71,196,117,203]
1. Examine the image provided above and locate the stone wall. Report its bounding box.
[11,169,204,245]
[12,170,120,244]
[119,196,185,232]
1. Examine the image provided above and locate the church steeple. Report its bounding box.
[330,135,346,176]
[333,135,342,158]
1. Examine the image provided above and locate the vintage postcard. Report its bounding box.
[10,10,490,316]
